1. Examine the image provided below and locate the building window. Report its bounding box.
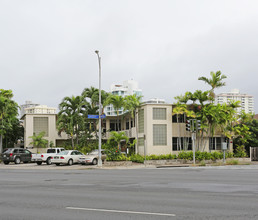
[209,137,223,150]
[153,124,167,145]
[138,137,144,146]
[126,118,130,130]
[110,120,121,131]
[172,114,185,123]
[153,108,166,120]
[172,137,192,151]
[33,117,49,137]
[138,109,144,133]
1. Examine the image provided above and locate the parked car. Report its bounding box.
[1,148,32,164]
[31,148,65,165]
[51,150,84,166]
[79,149,106,165]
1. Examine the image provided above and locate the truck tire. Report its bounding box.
[4,161,9,165]
[46,157,51,165]
[37,161,42,165]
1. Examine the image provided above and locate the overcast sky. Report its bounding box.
[1,0,258,113]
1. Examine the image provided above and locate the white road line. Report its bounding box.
[66,207,176,217]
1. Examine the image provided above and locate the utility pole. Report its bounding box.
[95,50,102,167]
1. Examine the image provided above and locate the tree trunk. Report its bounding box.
[0,134,3,153]
[135,111,138,154]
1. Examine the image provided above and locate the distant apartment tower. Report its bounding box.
[20,101,40,118]
[105,80,142,116]
[215,89,254,114]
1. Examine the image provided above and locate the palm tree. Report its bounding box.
[106,95,124,131]
[193,90,210,106]
[124,94,142,154]
[107,131,129,150]
[57,95,87,148]
[81,87,99,108]
[29,131,48,153]
[198,71,227,99]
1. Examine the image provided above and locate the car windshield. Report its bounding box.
[58,151,69,155]
[3,149,12,153]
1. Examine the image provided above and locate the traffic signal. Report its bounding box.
[186,120,191,131]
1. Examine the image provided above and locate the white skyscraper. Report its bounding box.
[215,89,254,114]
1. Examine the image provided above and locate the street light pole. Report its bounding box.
[95,50,102,167]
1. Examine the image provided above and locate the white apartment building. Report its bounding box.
[105,80,142,116]
[215,89,254,114]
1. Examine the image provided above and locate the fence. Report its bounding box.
[250,147,258,161]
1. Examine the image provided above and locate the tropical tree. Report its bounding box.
[105,131,129,160]
[106,95,124,131]
[29,131,48,153]
[0,89,19,153]
[198,71,227,99]
[124,94,142,154]
[3,117,24,149]
[57,95,87,148]
[81,87,99,108]
[192,90,210,106]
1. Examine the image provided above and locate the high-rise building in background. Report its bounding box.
[20,101,40,118]
[215,89,254,114]
[105,80,142,116]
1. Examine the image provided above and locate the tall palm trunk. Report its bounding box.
[177,115,182,150]
[116,110,119,131]
[0,134,3,153]
[135,111,138,154]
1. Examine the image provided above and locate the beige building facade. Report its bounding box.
[21,103,232,155]
[103,103,233,156]
[21,105,68,152]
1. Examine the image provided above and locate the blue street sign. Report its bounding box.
[88,115,99,119]
[100,114,106,119]
[88,114,106,119]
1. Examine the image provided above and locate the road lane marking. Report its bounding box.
[66,207,176,217]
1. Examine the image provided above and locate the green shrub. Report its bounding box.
[167,154,177,160]
[106,153,128,161]
[225,152,234,158]
[128,154,145,163]
[178,151,193,160]
[234,145,247,158]
[211,152,223,160]
[148,154,159,160]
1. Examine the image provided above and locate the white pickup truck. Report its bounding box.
[32,148,65,165]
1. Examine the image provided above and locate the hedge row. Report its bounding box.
[107,151,234,163]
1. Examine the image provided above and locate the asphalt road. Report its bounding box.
[0,165,258,220]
